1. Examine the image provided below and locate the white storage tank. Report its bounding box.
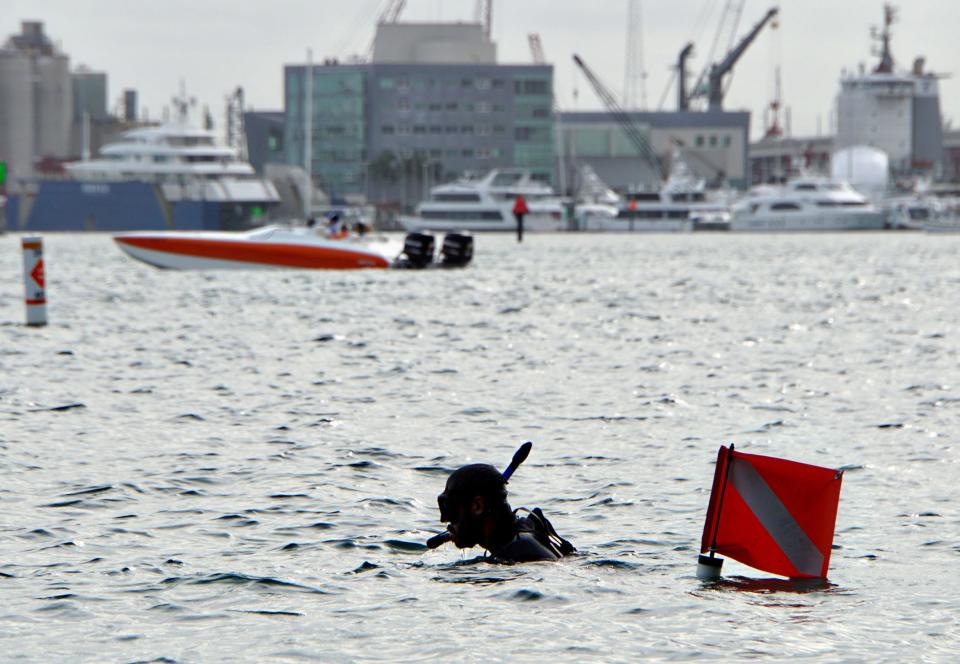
[831,145,889,194]
[0,49,34,182]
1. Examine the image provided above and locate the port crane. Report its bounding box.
[572,53,664,181]
[365,0,406,58]
[681,6,779,111]
[474,0,493,39]
[380,0,406,23]
[667,136,727,188]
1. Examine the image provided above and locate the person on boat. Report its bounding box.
[326,213,348,239]
[437,463,575,563]
[512,195,529,243]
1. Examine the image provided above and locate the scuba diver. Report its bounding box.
[434,459,575,563]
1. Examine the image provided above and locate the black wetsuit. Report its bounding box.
[488,509,575,563]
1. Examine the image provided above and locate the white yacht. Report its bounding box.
[882,195,940,230]
[8,110,279,232]
[730,177,885,232]
[399,169,567,232]
[66,123,280,211]
[919,191,960,232]
[579,154,730,232]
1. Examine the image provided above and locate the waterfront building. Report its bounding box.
[244,111,285,175]
[71,66,107,123]
[557,111,751,192]
[945,130,960,182]
[280,22,553,205]
[68,65,112,159]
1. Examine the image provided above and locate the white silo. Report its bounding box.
[34,51,72,160]
[0,22,72,181]
[0,47,34,182]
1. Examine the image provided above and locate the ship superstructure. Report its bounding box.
[835,4,944,177]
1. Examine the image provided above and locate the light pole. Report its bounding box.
[303,48,313,221]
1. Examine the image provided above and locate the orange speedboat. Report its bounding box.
[114,226,473,270]
[114,225,401,270]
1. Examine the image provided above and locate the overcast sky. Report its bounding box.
[4,0,957,139]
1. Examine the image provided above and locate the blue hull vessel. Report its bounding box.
[5,180,268,232]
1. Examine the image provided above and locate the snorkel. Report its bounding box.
[426,441,533,550]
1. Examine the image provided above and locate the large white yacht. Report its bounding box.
[578,154,730,232]
[7,108,280,232]
[399,169,567,232]
[66,123,279,214]
[917,187,960,232]
[730,177,886,232]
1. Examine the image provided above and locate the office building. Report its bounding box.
[281,23,554,203]
[557,111,751,191]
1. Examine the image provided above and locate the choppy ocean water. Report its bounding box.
[1,231,958,662]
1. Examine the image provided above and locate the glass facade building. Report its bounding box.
[283,61,554,201]
[284,66,366,199]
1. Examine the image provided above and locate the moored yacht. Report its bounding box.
[578,153,730,232]
[5,106,280,232]
[399,169,567,232]
[730,177,885,231]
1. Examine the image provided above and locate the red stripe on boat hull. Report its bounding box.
[115,236,391,270]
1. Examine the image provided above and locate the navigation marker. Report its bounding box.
[22,236,47,326]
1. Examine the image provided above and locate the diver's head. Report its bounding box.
[438,463,511,549]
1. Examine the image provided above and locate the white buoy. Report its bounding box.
[696,554,723,580]
[21,236,47,326]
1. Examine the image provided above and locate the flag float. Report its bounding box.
[698,444,843,580]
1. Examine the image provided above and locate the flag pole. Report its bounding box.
[697,443,733,580]
[709,443,735,555]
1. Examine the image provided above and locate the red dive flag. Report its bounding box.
[700,445,843,579]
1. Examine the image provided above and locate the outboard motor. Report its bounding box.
[400,232,435,269]
[440,233,473,267]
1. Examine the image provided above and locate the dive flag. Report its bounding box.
[700,445,843,579]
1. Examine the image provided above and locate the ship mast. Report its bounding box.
[872,3,897,74]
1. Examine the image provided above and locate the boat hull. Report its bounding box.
[398,213,565,233]
[114,228,398,270]
[923,217,960,233]
[729,210,886,232]
[577,217,693,232]
[7,180,276,232]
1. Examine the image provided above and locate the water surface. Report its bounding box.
[1,232,958,661]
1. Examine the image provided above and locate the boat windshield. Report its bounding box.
[491,172,524,187]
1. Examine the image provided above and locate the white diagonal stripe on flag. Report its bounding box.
[729,456,824,577]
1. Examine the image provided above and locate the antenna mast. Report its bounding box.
[623,0,647,109]
[475,0,493,39]
[225,86,248,161]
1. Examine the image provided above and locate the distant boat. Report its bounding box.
[114,225,475,271]
[399,169,567,232]
[921,200,960,233]
[114,226,401,270]
[579,154,730,232]
[7,112,280,232]
[730,177,885,232]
